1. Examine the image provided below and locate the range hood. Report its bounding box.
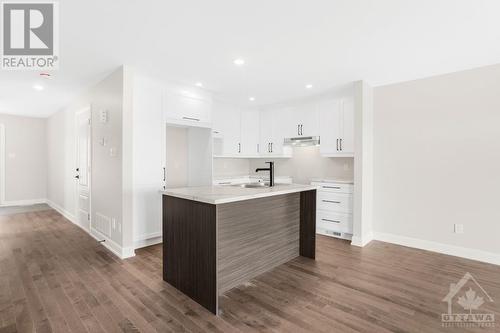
[283,136,320,147]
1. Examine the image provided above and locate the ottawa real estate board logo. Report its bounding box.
[1,1,59,70]
[442,272,496,328]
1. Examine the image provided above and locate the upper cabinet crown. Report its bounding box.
[163,85,212,128]
[318,97,354,157]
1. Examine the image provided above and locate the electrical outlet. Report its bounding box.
[454,224,464,234]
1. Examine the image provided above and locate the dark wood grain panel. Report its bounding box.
[217,193,300,293]
[162,195,218,314]
[300,190,316,259]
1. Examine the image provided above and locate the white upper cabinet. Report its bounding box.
[318,97,354,157]
[163,85,212,128]
[212,102,241,156]
[240,110,260,157]
[288,104,320,137]
[259,110,274,157]
[259,109,292,157]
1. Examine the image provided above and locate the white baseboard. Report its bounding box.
[46,199,135,260]
[351,232,373,247]
[373,232,500,266]
[90,228,136,260]
[1,198,47,207]
[134,232,162,249]
[46,199,77,224]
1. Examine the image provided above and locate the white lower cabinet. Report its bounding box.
[312,180,353,240]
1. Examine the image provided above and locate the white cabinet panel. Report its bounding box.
[259,110,274,156]
[212,103,241,156]
[163,87,212,128]
[340,97,354,154]
[318,97,354,157]
[240,110,260,156]
[292,104,319,137]
[259,109,292,157]
[319,99,341,155]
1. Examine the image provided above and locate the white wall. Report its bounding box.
[165,126,188,187]
[213,158,250,178]
[47,67,130,257]
[373,64,500,261]
[249,147,353,184]
[0,114,47,204]
[352,81,374,247]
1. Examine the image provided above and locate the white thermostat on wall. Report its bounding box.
[100,109,108,123]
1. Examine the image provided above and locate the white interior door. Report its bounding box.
[76,108,91,231]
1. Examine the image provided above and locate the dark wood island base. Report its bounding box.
[163,189,316,315]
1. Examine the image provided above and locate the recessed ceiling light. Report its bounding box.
[195,82,203,87]
[233,58,245,66]
[249,97,255,102]
[33,84,44,91]
[305,84,313,89]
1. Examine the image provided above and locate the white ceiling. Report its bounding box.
[1,0,500,117]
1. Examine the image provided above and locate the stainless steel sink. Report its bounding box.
[233,183,268,188]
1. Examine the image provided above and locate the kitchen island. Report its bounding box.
[161,184,317,314]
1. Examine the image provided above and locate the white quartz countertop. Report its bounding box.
[310,178,354,184]
[160,184,318,204]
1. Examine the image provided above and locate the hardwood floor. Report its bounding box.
[1,209,499,332]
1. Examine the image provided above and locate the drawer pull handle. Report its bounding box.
[323,186,341,189]
[322,200,340,204]
[322,218,340,223]
[182,116,200,121]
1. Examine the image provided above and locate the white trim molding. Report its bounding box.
[351,232,373,247]
[373,232,500,266]
[47,199,135,260]
[1,198,48,207]
[90,227,136,260]
[134,232,162,249]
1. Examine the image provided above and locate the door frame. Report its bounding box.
[75,107,92,231]
[0,124,5,205]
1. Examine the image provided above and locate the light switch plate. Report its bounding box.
[454,224,464,234]
[100,109,108,123]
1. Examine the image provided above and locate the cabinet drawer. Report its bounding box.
[317,192,352,213]
[312,182,353,194]
[317,210,352,233]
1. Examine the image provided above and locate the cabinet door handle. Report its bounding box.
[322,186,341,189]
[257,144,259,153]
[182,116,200,121]
[268,143,271,153]
[238,143,241,153]
[300,124,303,135]
[322,218,340,223]
[336,139,339,151]
[298,124,300,136]
[163,167,166,181]
[271,143,273,152]
[340,138,342,151]
[322,200,341,204]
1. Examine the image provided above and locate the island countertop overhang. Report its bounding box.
[160,184,318,204]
